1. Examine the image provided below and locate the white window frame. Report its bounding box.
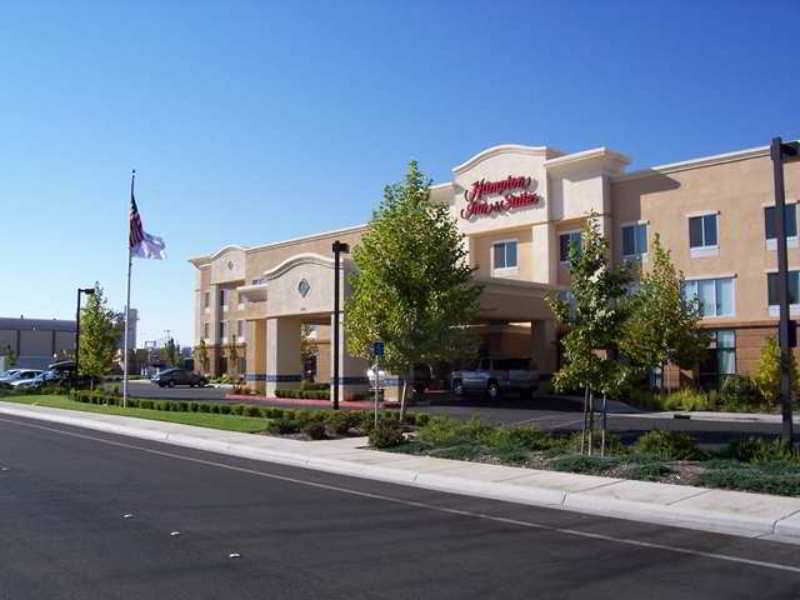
[620,220,649,263]
[559,229,583,264]
[203,292,210,314]
[765,268,800,316]
[763,202,799,251]
[491,238,519,275]
[684,274,736,318]
[687,211,720,258]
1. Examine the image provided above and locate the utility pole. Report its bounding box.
[770,136,800,446]
[331,240,350,410]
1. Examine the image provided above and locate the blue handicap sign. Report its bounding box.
[373,341,384,358]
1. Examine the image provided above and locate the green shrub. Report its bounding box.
[140,399,154,410]
[159,401,171,411]
[219,404,232,415]
[263,407,284,419]
[232,404,246,415]
[633,430,704,460]
[199,403,211,413]
[303,422,327,440]
[415,413,431,427]
[753,337,799,407]
[190,402,200,412]
[368,418,406,449]
[245,405,263,418]
[662,388,715,412]
[701,469,800,497]
[325,411,355,435]
[719,375,763,411]
[724,436,800,464]
[267,418,301,435]
[126,398,139,408]
[548,454,620,475]
[211,404,220,414]
[416,417,492,447]
[621,462,675,481]
[483,426,556,452]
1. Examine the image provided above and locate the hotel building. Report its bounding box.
[189,142,799,399]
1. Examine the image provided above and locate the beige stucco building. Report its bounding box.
[189,142,799,397]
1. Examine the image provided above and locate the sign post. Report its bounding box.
[372,341,384,427]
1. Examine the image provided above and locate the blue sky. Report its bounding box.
[1,0,798,347]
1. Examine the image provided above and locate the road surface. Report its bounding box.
[1,413,799,599]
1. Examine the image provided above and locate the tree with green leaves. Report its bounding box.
[546,213,634,455]
[79,283,123,383]
[345,160,483,418]
[300,324,318,379]
[164,338,180,368]
[193,339,210,373]
[754,336,799,407]
[226,338,239,376]
[1,345,16,368]
[620,234,710,394]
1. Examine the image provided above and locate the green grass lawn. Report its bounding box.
[0,395,272,434]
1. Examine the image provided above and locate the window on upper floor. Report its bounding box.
[767,271,800,307]
[622,223,648,258]
[683,277,735,317]
[203,322,209,339]
[492,240,518,271]
[559,231,582,263]
[765,205,798,250]
[689,214,718,257]
[203,292,210,308]
[219,289,227,307]
[218,321,226,339]
[237,320,244,338]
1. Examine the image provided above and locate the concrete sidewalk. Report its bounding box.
[2,400,800,545]
[615,410,800,424]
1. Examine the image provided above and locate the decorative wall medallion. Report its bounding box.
[298,278,311,298]
[227,260,234,270]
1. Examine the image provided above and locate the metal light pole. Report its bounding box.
[74,287,96,379]
[770,137,800,446]
[331,240,350,410]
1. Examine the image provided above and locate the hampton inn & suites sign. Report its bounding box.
[460,175,542,219]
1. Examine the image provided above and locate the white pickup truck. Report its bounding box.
[450,358,539,399]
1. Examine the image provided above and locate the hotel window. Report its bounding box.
[218,321,226,339]
[237,319,244,339]
[765,204,798,249]
[219,289,227,307]
[559,231,582,263]
[683,277,735,317]
[622,223,647,259]
[203,292,210,308]
[688,213,718,257]
[203,322,209,339]
[767,271,800,313]
[699,330,736,389]
[492,240,518,271]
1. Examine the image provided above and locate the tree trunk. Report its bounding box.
[588,389,594,456]
[601,393,608,457]
[581,387,590,455]
[660,361,666,396]
[399,380,408,422]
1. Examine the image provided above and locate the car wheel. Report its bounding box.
[487,382,500,400]
[453,380,464,396]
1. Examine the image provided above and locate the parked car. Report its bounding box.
[151,368,208,388]
[0,369,42,384]
[11,370,63,390]
[450,358,539,399]
[0,369,22,381]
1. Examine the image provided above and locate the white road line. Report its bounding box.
[2,416,800,576]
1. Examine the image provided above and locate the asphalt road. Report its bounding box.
[2,414,800,599]
[121,383,792,443]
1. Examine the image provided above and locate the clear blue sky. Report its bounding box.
[1,0,798,348]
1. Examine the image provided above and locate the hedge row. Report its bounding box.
[275,388,330,400]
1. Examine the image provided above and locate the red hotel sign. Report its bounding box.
[460,175,542,219]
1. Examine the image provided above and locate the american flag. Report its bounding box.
[129,192,144,250]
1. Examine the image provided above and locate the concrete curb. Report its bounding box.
[2,402,800,543]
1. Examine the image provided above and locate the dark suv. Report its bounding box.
[152,368,208,388]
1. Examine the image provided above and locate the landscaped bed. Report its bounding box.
[370,415,800,498]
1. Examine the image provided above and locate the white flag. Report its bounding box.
[133,231,167,260]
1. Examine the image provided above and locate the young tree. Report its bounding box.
[79,283,123,383]
[620,234,710,394]
[164,338,180,368]
[1,345,17,368]
[753,336,799,406]
[345,160,482,417]
[546,213,634,455]
[193,339,210,373]
[226,338,239,376]
[300,324,318,380]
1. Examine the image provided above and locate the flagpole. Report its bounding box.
[122,169,135,409]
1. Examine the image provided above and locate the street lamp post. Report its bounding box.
[74,287,96,379]
[331,240,350,410]
[770,137,800,446]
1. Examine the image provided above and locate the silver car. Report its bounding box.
[0,369,42,384]
[11,370,60,390]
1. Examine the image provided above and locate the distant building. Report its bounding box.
[0,317,76,369]
[119,308,138,351]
